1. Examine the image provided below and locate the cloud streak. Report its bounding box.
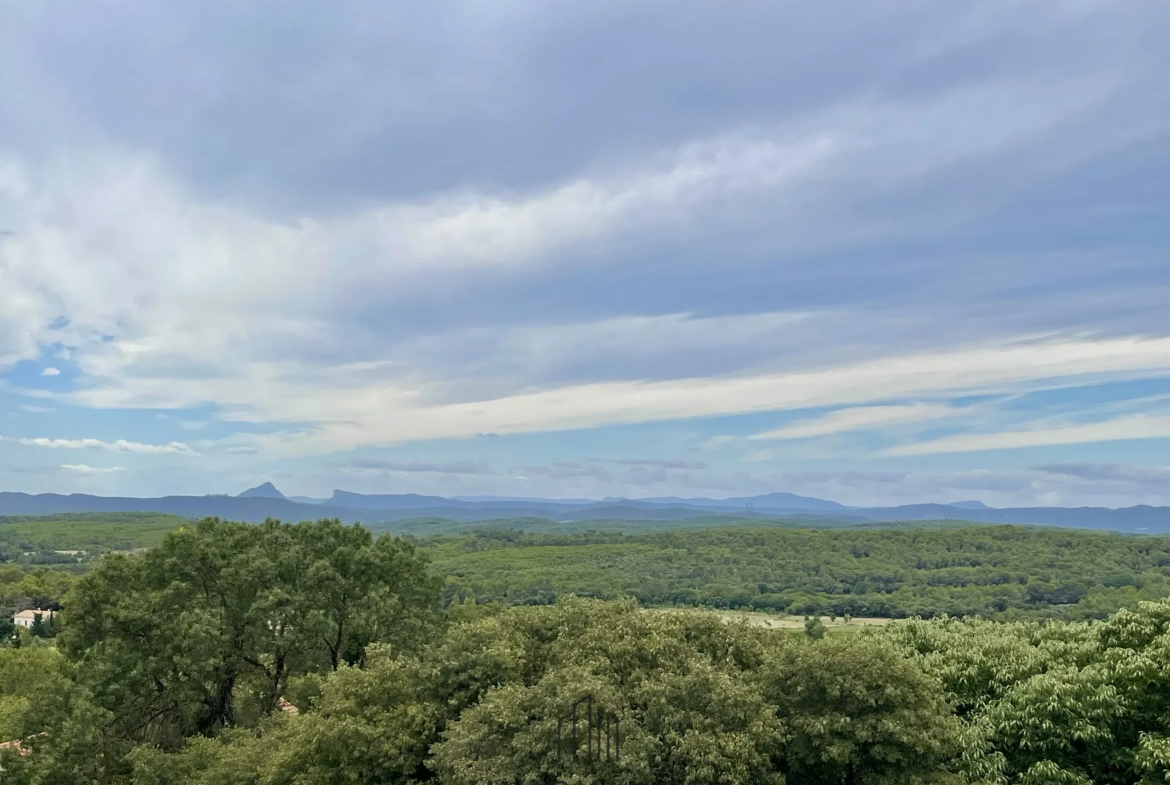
[599,458,708,470]
[3,436,196,455]
[60,464,124,474]
[884,414,1170,456]
[749,403,959,440]
[1032,463,1170,484]
[298,335,1170,449]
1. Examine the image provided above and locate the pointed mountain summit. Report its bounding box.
[237,482,286,499]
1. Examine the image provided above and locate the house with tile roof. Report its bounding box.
[11,608,54,629]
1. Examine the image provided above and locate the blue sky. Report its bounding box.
[2,0,1170,506]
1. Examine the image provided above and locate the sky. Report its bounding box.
[1,0,1169,507]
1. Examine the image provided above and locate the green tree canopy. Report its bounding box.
[57,518,439,749]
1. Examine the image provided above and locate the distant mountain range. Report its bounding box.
[636,492,846,511]
[1,484,1168,533]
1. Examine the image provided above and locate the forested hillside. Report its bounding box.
[5,517,1170,784]
[6,517,1170,783]
[0,513,183,558]
[426,526,1170,620]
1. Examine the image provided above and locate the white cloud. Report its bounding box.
[363,132,843,271]
[40,367,61,376]
[60,464,124,474]
[0,69,1131,384]
[884,413,1170,456]
[0,127,842,373]
[0,58,1165,470]
[749,403,959,440]
[3,435,196,455]
[18,404,54,413]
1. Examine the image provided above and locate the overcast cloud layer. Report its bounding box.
[2,0,1169,506]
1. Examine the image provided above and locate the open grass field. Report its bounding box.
[652,607,891,632]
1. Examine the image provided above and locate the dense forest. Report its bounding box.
[6,517,1170,782]
[12,517,1170,626]
[425,526,1170,620]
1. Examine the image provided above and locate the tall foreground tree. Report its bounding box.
[57,518,439,748]
[291,518,438,671]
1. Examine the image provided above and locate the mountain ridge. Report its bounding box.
[2,489,1169,533]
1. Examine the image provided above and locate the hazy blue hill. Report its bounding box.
[0,492,360,523]
[862,503,1170,532]
[329,490,456,509]
[237,482,286,499]
[2,490,1169,533]
[722,492,848,511]
[637,491,845,511]
[451,495,598,504]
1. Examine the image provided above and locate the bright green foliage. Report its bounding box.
[262,652,438,785]
[0,645,117,785]
[759,640,962,784]
[0,647,71,740]
[428,601,789,785]
[878,598,1170,784]
[1136,733,1170,784]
